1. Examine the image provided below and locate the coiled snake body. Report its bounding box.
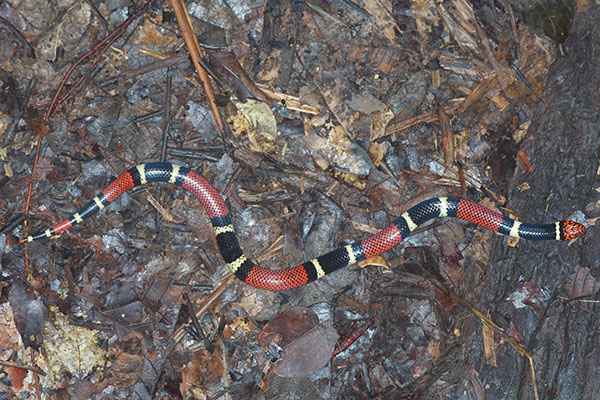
[21,163,586,291]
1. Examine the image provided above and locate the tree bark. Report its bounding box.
[471,5,600,399]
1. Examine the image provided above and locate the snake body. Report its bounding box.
[21,163,586,291]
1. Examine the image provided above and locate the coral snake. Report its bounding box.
[21,163,586,291]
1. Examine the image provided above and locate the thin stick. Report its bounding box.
[169,0,227,141]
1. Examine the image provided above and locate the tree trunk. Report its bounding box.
[471,5,600,399]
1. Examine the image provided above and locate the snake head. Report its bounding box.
[561,220,586,240]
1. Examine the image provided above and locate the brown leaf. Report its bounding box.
[180,356,205,398]
[110,352,143,387]
[5,366,27,391]
[258,306,319,350]
[140,277,184,312]
[563,267,600,299]
[24,115,51,137]
[258,307,338,378]
[206,346,223,379]
[271,325,339,378]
